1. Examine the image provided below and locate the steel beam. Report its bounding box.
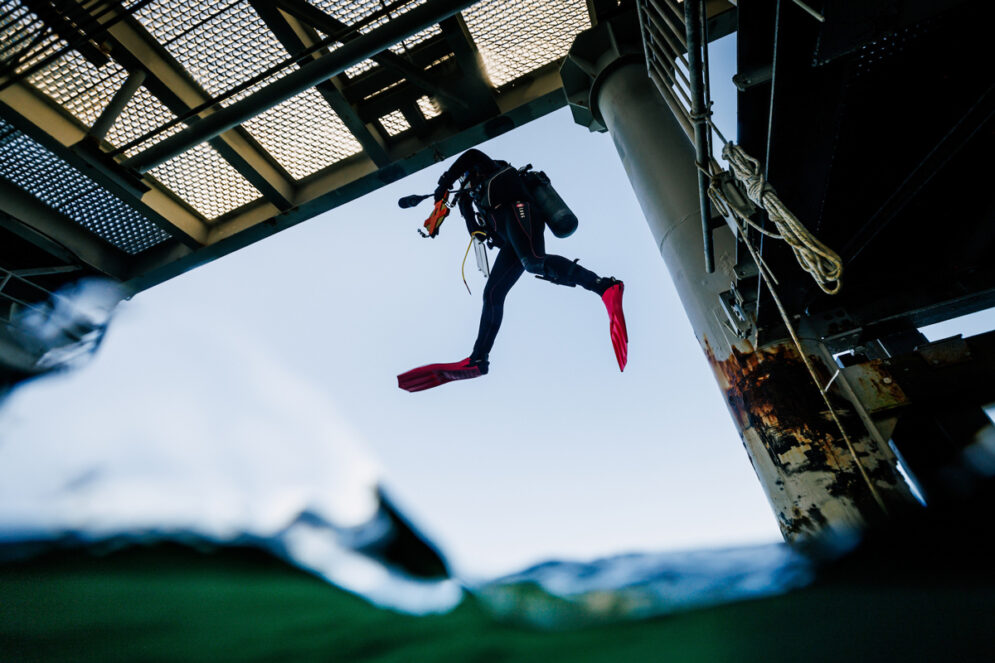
[121,0,478,173]
[0,178,130,280]
[439,15,500,119]
[8,265,83,277]
[273,0,468,112]
[251,1,391,168]
[88,68,146,141]
[400,100,428,134]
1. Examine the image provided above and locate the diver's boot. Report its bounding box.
[598,278,627,371]
[468,355,489,375]
[397,357,486,392]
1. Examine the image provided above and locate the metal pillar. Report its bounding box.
[563,15,919,544]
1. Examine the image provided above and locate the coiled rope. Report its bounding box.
[708,142,843,295]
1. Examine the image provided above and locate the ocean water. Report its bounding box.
[475,543,814,627]
[4,530,994,663]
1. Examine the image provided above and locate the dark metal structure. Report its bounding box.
[564,0,995,541]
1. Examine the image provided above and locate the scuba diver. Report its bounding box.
[397,148,627,392]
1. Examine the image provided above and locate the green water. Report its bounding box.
[1,542,992,662]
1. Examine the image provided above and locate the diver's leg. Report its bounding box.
[501,200,628,370]
[502,200,613,293]
[469,246,524,368]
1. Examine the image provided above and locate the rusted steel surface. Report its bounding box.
[704,336,911,541]
[841,361,909,415]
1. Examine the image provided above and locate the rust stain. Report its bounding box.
[848,359,909,413]
[703,337,840,469]
[702,335,883,535]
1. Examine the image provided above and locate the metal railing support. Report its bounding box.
[684,0,714,273]
[88,68,146,141]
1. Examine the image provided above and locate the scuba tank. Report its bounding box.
[519,165,578,238]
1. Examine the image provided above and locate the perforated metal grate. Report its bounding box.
[105,86,188,157]
[0,1,40,62]
[309,0,441,78]
[417,95,441,119]
[463,0,590,87]
[1,1,63,74]
[2,0,148,75]
[130,0,362,179]
[28,50,128,128]
[0,118,170,255]
[98,86,260,220]
[243,87,362,180]
[378,109,410,136]
[133,0,243,46]
[148,142,262,220]
[155,1,293,105]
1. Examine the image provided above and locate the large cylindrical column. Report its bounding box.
[562,15,917,544]
[598,63,721,348]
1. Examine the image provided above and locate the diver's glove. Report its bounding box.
[433,182,449,203]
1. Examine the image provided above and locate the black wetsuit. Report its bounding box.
[435,149,611,365]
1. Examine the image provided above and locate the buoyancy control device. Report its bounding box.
[519,165,578,238]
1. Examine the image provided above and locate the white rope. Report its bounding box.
[709,142,843,295]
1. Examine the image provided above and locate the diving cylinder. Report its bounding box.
[523,170,578,238]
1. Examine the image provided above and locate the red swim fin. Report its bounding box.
[397,358,484,392]
[602,282,628,372]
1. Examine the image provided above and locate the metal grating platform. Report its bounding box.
[312,0,443,78]
[133,0,243,45]
[378,108,411,136]
[28,51,126,128]
[155,2,290,103]
[463,0,590,87]
[243,87,363,180]
[147,142,262,220]
[0,118,170,255]
[0,0,606,294]
[1,1,62,73]
[106,86,187,157]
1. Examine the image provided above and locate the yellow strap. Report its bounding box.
[461,231,487,295]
